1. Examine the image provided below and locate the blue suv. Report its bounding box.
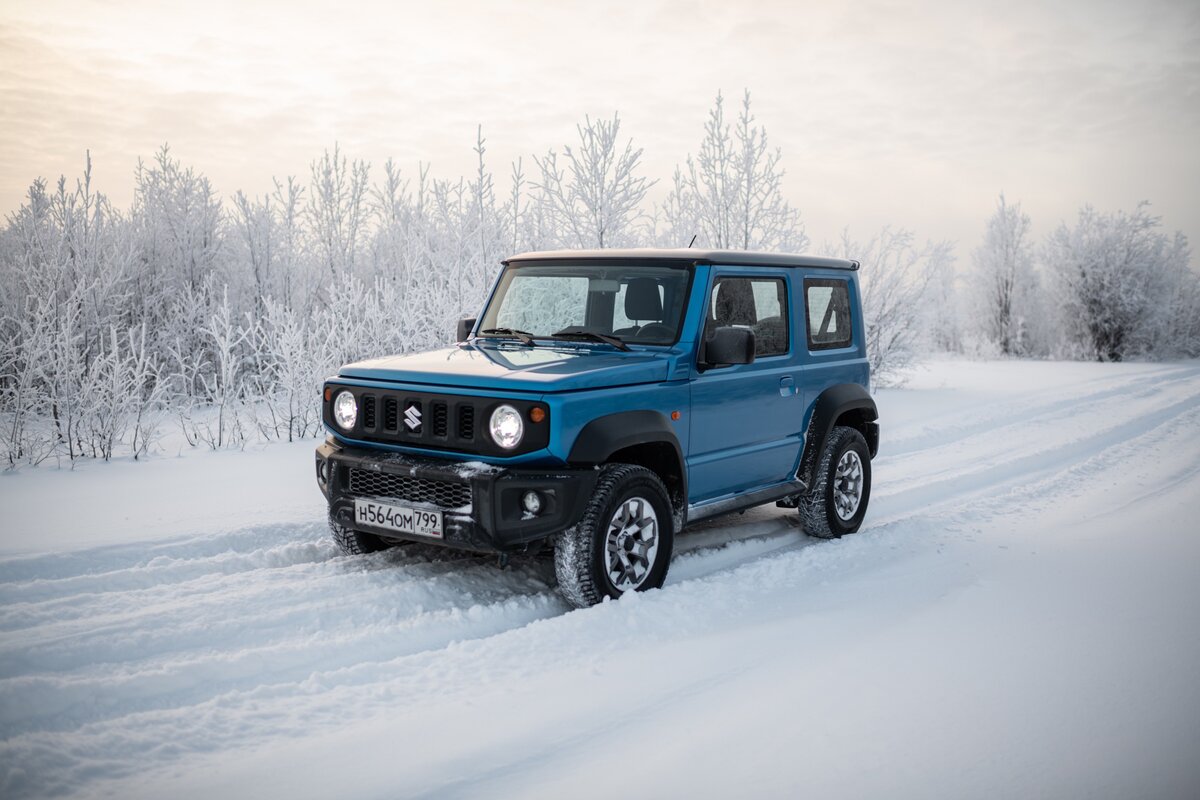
[315,249,879,607]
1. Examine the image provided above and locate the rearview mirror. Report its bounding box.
[456,317,476,342]
[704,326,755,367]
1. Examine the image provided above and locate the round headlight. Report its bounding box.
[333,390,358,430]
[489,404,524,449]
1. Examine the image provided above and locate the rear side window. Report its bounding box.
[804,279,853,350]
[706,276,789,357]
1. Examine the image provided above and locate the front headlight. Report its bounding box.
[489,404,524,449]
[333,390,358,430]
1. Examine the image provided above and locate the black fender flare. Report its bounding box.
[567,410,687,503]
[798,383,879,490]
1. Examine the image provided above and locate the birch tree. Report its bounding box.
[272,176,307,311]
[131,146,222,308]
[663,91,807,252]
[971,194,1035,355]
[532,114,653,248]
[306,144,369,281]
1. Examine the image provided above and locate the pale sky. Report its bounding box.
[2,0,1198,254]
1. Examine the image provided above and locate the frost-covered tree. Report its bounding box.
[532,114,653,248]
[431,128,507,316]
[251,298,324,442]
[662,91,807,252]
[1166,266,1200,357]
[189,287,248,449]
[0,156,142,464]
[971,194,1036,355]
[2,297,58,466]
[231,190,277,312]
[1043,202,1191,361]
[271,176,307,311]
[130,146,222,318]
[306,144,369,281]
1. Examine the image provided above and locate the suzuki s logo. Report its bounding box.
[404,403,422,432]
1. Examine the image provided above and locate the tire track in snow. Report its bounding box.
[0,516,811,740]
[873,375,1200,520]
[0,544,563,737]
[882,363,1200,457]
[0,523,332,585]
[938,391,1200,529]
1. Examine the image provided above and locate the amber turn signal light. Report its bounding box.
[529,407,546,423]
[670,410,681,421]
[323,386,332,402]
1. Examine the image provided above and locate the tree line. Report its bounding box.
[1,91,1196,467]
[966,196,1197,361]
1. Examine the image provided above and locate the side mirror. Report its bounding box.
[456,317,476,342]
[704,326,755,367]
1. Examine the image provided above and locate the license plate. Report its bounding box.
[354,499,443,539]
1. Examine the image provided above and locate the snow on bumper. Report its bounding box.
[315,438,598,553]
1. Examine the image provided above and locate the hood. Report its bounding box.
[337,342,673,393]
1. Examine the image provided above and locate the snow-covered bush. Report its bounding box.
[1043,203,1193,361]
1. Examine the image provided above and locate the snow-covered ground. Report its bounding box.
[2,359,1199,799]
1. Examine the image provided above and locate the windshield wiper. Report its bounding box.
[479,327,537,345]
[550,330,631,351]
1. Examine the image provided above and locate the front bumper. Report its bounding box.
[315,438,598,553]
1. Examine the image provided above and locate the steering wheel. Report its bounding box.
[633,323,674,342]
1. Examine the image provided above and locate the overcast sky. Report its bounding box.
[2,0,1198,254]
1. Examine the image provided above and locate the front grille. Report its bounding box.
[363,396,376,429]
[324,386,546,456]
[348,468,471,509]
[383,397,398,431]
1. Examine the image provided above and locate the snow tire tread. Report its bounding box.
[554,463,674,609]
[329,518,392,555]
[799,425,871,539]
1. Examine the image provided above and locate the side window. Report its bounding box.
[804,279,853,350]
[707,276,789,357]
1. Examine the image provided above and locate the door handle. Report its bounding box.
[779,376,796,397]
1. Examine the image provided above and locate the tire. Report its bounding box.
[798,426,872,539]
[554,464,675,608]
[329,518,398,556]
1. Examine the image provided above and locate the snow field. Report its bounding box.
[1,358,1199,799]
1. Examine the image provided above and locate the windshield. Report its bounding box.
[478,263,692,346]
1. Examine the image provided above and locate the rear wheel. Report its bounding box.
[329,518,399,555]
[554,464,675,608]
[799,426,871,539]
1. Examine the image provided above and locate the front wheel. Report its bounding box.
[329,518,401,555]
[554,464,675,608]
[799,426,872,539]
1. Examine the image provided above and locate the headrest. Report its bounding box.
[625,278,663,321]
[714,280,757,326]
